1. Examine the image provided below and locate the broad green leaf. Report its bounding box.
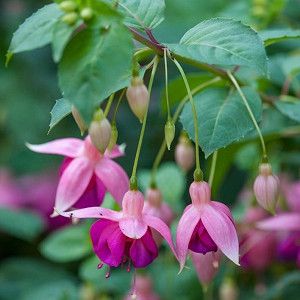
[0,208,44,241]
[58,22,133,122]
[180,87,262,158]
[40,224,92,262]
[7,4,63,61]
[275,96,300,123]
[116,0,165,29]
[282,55,300,77]
[260,28,300,46]
[52,20,81,63]
[167,18,268,75]
[49,98,72,133]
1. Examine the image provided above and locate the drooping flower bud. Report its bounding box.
[175,133,195,172]
[62,12,78,25]
[80,7,93,21]
[59,1,77,12]
[71,105,87,135]
[126,77,149,122]
[164,119,175,150]
[219,279,239,300]
[108,123,118,151]
[88,109,112,153]
[253,163,279,214]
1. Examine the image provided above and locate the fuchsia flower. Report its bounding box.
[27,136,129,213]
[59,190,176,270]
[176,181,239,272]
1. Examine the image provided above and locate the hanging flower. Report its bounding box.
[176,181,239,272]
[27,136,129,213]
[58,190,177,271]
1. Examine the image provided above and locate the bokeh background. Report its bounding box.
[1,0,300,299]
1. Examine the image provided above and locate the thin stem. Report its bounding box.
[130,56,159,187]
[104,93,115,117]
[172,58,201,180]
[112,90,125,123]
[227,71,268,159]
[208,151,218,187]
[164,48,171,119]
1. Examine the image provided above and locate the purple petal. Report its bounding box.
[95,158,129,204]
[175,205,201,272]
[119,217,148,239]
[130,229,158,268]
[201,204,239,265]
[55,157,94,212]
[27,138,83,158]
[257,213,300,231]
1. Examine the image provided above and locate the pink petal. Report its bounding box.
[95,158,129,204]
[105,145,125,159]
[257,213,300,231]
[175,205,201,272]
[211,201,234,223]
[27,138,83,158]
[119,217,148,239]
[201,204,239,265]
[57,206,121,221]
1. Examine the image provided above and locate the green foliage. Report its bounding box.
[260,28,300,46]
[181,87,262,158]
[275,96,300,123]
[49,98,72,133]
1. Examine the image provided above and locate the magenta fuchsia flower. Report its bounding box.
[176,181,239,272]
[59,190,177,270]
[27,136,129,213]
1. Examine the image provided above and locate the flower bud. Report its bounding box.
[59,1,77,12]
[88,110,112,153]
[175,133,195,172]
[219,279,238,300]
[126,77,149,122]
[253,163,279,214]
[80,7,93,20]
[107,123,118,151]
[164,120,175,150]
[62,12,78,25]
[71,106,87,135]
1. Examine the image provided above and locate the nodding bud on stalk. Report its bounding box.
[126,77,149,122]
[62,12,78,25]
[80,7,93,20]
[165,120,175,150]
[253,163,279,214]
[71,106,87,135]
[175,132,195,172]
[108,123,118,151]
[88,109,112,153]
[59,1,77,12]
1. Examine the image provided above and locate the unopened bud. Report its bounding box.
[146,188,162,207]
[89,110,112,153]
[62,12,78,25]
[59,1,77,12]
[71,106,87,135]
[164,120,175,150]
[80,7,93,20]
[219,279,238,300]
[108,123,118,151]
[253,163,279,214]
[126,77,149,122]
[175,133,195,172]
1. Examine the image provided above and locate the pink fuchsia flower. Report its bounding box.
[253,163,279,214]
[191,250,221,286]
[284,181,300,213]
[27,136,129,213]
[59,190,177,270]
[277,232,300,267]
[176,181,239,272]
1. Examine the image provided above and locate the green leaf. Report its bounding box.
[52,20,81,63]
[7,4,63,60]
[58,21,133,122]
[180,87,262,158]
[275,96,300,123]
[49,98,72,133]
[116,0,165,29]
[40,224,92,262]
[260,28,300,46]
[0,208,44,241]
[167,18,268,75]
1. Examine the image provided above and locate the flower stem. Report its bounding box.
[104,93,115,117]
[164,48,171,120]
[208,151,218,187]
[227,71,268,160]
[172,58,202,181]
[130,56,159,189]
[112,90,125,123]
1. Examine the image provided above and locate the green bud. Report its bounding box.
[108,123,118,151]
[71,106,87,135]
[62,12,78,25]
[93,108,105,122]
[59,1,77,12]
[80,7,94,21]
[164,120,175,150]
